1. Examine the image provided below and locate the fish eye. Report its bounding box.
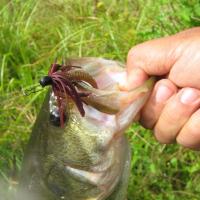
[49,110,68,127]
[39,76,53,87]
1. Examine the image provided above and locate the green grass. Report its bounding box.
[0,0,200,199]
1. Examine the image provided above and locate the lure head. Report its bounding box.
[39,76,53,87]
[38,62,99,127]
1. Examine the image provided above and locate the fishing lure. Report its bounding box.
[25,60,98,127]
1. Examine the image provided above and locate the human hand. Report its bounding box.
[126,27,200,150]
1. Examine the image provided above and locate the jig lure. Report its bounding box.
[24,60,98,127]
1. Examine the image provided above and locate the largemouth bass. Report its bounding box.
[17,58,154,200]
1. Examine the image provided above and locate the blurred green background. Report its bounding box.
[0,0,200,199]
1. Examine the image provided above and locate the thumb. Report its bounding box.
[126,35,182,88]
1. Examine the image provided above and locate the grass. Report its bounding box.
[0,0,200,199]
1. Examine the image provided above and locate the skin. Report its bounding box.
[124,27,200,150]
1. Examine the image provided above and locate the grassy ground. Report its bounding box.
[0,0,200,199]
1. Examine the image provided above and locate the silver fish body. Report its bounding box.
[18,58,153,200]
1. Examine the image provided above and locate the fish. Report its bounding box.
[17,57,154,200]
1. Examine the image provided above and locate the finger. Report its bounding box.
[177,109,200,150]
[127,27,200,78]
[127,36,181,77]
[168,38,200,89]
[120,68,148,90]
[154,88,200,144]
[127,28,200,90]
[140,79,177,129]
[133,112,141,122]
[174,27,200,38]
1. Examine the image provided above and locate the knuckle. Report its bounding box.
[162,92,195,123]
[189,120,200,135]
[127,45,142,59]
[154,125,176,144]
[127,45,146,67]
[176,136,200,150]
[155,79,177,92]
[176,110,200,150]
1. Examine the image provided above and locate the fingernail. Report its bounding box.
[155,84,174,103]
[180,88,199,105]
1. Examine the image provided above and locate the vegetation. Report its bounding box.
[0,0,200,199]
